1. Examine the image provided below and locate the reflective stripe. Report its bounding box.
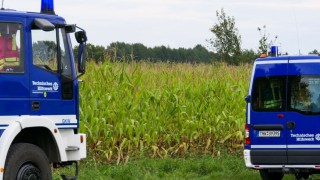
[0,115,78,129]
[247,104,251,124]
[288,145,320,148]
[12,34,16,51]
[0,125,8,130]
[289,59,320,63]
[251,145,286,149]
[5,57,18,62]
[255,60,288,65]
[252,165,320,169]
[251,145,320,149]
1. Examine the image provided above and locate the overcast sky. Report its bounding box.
[4,0,320,55]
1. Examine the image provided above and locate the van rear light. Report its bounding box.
[245,124,250,145]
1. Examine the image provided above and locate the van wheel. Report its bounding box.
[296,173,309,179]
[3,143,52,180]
[259,169,283,180]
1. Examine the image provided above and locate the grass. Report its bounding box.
[53,152,260,180]
[53,152,314,180]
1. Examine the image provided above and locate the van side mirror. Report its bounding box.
[245,95,251,103]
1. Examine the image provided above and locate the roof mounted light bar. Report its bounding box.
[41,0,55,15]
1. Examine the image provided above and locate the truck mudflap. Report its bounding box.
[60,130,87,161]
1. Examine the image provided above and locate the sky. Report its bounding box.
[3,0,320,55]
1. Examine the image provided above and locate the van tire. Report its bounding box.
[259,169,283,180]
[3,143,52,180]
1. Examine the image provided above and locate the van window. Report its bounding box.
[290,76,320,114]
[252,76,286,111]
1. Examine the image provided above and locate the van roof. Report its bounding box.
[256,55,320,62]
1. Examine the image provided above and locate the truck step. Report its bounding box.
[65,146,79,151]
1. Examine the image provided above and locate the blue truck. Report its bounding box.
[244,47,320,179]
[0,0,87,179]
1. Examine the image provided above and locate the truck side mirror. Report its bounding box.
[78,43,86,74]
[75,30,87,74]
[75,31,87,44]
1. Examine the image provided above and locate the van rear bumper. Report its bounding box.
[244,149,286,167]
[244,149,320,169]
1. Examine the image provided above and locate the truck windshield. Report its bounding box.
[32,27,72,77]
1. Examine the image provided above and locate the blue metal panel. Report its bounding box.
[27,18,76,117]
[254,63,288,78]
[250,111,287,147]
[0,129,5,137]
[0,16,29,116]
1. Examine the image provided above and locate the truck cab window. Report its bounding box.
[252,76,286,111]
[0,23,23,73]
[32,29,58,72]
[290,76,320,114]
[58,28,72,77]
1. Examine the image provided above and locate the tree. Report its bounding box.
[309,49,319,54]
[257,25,277,54]
[209,8,241,64]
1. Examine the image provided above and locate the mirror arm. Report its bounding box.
[76,25,85,32]
[61,73,85,85]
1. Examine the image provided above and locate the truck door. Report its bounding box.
[28,18,77,129]
[286,58,320,164]
[249,59,289,164]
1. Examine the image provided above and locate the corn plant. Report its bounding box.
[79,60,252,163]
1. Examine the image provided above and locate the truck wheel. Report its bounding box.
[259,169,283,180]
[4,143,52,180]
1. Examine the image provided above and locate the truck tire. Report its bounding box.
[259,169,283,180]
[3,143,51,180]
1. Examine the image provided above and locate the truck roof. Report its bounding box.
[0,9,65,24]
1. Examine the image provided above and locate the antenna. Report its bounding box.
[291,1,301,55]
[1,0,4,10]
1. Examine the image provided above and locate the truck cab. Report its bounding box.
[245,51,320,179]
[0,1,87,179]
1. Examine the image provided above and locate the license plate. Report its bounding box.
[258,131,281,137]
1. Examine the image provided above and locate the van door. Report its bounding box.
[249,60,288,164]
[286,59,320,164]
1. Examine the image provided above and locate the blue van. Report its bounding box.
[244,54,320,179]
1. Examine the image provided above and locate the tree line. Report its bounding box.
[74,42,221,64]
[74,42,258,64]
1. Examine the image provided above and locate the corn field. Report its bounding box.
[79,60,252,163]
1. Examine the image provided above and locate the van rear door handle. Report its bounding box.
[287,122,295,129]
